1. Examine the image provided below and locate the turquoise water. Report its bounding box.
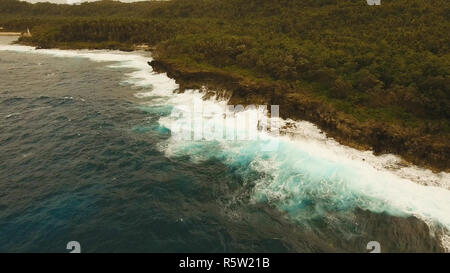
[0,39,448,252]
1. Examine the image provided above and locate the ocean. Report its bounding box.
[0,36,449,253]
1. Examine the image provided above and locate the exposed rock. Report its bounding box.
[149,59,449,172]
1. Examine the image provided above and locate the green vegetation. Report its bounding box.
[0,0,449,133]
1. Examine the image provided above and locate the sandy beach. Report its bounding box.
[0,32,21,36]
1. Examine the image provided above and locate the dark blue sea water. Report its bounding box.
[0,37,448,252]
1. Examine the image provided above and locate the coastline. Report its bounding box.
[1,39,448,252]
[12,39,449,173]
[0,32,22,36]
[149,58,449,173]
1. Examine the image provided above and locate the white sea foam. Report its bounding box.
[2,44,449,250]
[0,45,178,97]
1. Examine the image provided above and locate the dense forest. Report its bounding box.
[0,0,449,167]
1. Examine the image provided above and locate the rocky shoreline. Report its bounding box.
[3,40,447,252]
[149,59,449,172]
[12,36,449,172]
